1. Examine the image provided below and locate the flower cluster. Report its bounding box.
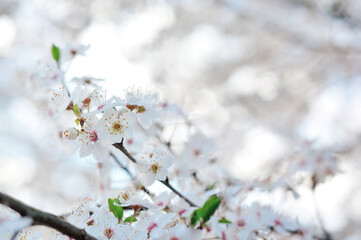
[1,44,341,240]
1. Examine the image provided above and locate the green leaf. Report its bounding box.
[51,44,60,65]
[108,198,124,223]
[218,218,232,224]
[75,119,80,125]
[199,195,222,224]
[190,208,202,227]
[124,216,137,223]
[189,195,222,228]
[205,183,216,191]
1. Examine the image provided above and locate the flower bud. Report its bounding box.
[63,127,78,140]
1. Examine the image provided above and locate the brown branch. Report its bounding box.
[113,140,136,164]
[159,177,196,207]
[113,139,198,207]
[0,192,96,240]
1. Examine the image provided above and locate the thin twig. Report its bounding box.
[110,152,133,178]
[109,151,152,196]
[159,177,197,207]
[0,192,96,240]
[112,139,198,207]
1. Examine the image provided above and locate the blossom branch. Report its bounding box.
[109,151,152,196]
[0,192,96,240]
[112,140,198,207]
[159,177,196,207]
[109,152,134,178]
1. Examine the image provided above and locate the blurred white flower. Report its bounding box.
[61,44,90,62]
[0,217,32,239]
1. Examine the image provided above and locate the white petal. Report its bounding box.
[138,113,152,129]
[139,172,157,187]
[156,168,168,181]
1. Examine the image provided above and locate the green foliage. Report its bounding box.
[124,216,137,223]
[51,44,60,65]
[108,198,124,223]
[200,194,222,223]
[218,218,232,224]
[190,194,222,228]
[190,208,202,227]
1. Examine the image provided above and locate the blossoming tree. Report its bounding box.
[0,44,339,240]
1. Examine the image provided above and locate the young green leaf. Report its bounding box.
[108,198,124,223]
[199,194,222,224]
[218,218,232,224]
[189,195,222,228]
[124,216,137,223]
[190,208,202,227]
[51,44,60,65]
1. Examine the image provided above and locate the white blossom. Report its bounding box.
[135,148,175,186]
[95,109,133,146]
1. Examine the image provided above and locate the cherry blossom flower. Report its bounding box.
[292,143,339,184]
[77,116,109,161]
[31,65,64,88]
[116,187,154,208]
[169,197,195,219]
[0,217,32,240]
[153,223,202,240]
[49,84,71,117]
[61,44,90,62]
[62,127,78,140]
[179,132,216,170]
[71,76,104,87]
[125,89,161,129]
[15,227,42,240]
[66,199,95,229]
[95,109,133,146]
[136,211,176,239]
[153,191,174,210]
[134,148,175,186]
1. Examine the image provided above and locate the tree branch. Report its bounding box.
[159,177,196,207]
[110,152,134,178]
[113,140,198,207]
[109,151,152,197]
[0,192,96,240]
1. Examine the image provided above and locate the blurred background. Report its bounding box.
[1,0,361,239]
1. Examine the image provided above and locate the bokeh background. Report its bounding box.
[1,0,361,239]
